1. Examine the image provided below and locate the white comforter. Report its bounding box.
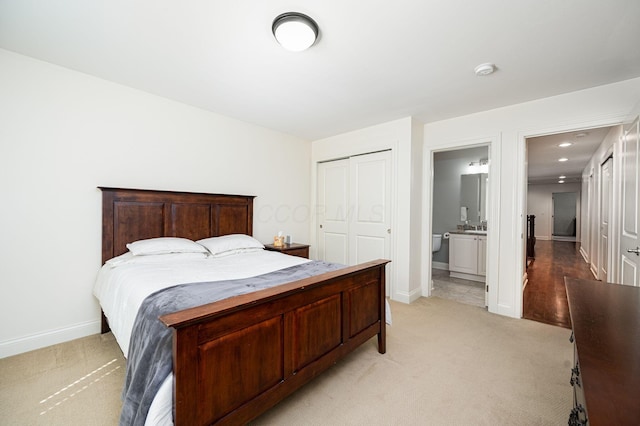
[93,250,310,425]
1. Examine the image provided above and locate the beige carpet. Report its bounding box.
[0,297,573,425]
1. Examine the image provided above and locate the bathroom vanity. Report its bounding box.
[448,231,486,282]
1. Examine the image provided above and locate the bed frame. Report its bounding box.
[99,187,389,425]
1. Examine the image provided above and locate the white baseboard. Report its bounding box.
[553,236,577,242]
[0,320,101,359]
[589,264,598,279]
[449,271,486,283]
[579,246,589,263]
[392,286,423,304]
[432,261,449,271]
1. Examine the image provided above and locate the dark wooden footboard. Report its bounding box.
[160,259,389,426]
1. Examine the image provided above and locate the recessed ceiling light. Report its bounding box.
[559,142,572,147]
[474,63,496,76]
[559,175,566,179]
[272,12,319,52]
[558,157,569,162]
[559,180,565,184]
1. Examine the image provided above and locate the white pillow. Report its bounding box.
[208,247,264,258]
[126,237,208,256]
[105,251,209,267]
[197,234,264,256]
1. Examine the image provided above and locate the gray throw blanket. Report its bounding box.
[120,260,344,426]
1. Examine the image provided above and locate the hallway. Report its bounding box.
[523,240,596,329]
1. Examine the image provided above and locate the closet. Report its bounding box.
[316,150,392,293]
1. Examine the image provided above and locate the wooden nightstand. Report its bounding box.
[263,243,310,259]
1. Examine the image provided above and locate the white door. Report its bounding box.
[349,151,392,265]
[317,151,392,294]
[620,117,640,286]
[317,159,349,264]
[599,156,613,282]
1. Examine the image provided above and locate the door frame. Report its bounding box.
[422,138,498,312]
[518,115,629,316]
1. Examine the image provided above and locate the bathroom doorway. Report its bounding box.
[431,145,489,308]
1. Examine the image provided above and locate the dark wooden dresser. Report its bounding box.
[565,278,640,425]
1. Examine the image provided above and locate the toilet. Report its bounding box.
[432,234,442,252]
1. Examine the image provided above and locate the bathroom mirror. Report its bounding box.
[460,173,488,223]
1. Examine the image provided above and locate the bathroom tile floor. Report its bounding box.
[431,268,486,308]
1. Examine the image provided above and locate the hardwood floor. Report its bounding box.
[523,239,596,329]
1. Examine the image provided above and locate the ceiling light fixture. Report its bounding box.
[272,12,319,52]
[558,157,569,162]
[559,142,572,147]
[559,175,566,179]
[559,180,565,184]
[474,63,496,76]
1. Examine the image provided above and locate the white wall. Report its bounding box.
[310,117,423,303]
[527,183,582,240]
[422,77,640,319]
[0,50,311,357]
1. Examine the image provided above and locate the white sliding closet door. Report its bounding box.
[349,151,392,265]
[317,159,349,264]
[317,151,392,293]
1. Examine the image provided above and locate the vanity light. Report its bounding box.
[468,160,489,174]
[559,142,572,148]
[558,157,569,162]
[272,12,319,52]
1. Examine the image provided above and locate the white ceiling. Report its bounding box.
[527,127,612,184]
[1,1,639,146]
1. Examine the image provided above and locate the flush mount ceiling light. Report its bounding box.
[272,12,319,52]
[558,157,569,162]
[559,180,565,184]
[559,175,567,179]
[474,63,496,76]
[559,142,572,147]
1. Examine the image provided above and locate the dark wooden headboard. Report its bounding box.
[100,187,255,264]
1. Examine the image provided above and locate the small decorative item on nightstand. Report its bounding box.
[264,242,310,259]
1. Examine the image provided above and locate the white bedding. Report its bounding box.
[93,249,310,426]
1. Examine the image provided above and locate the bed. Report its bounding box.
[96,187,390,425]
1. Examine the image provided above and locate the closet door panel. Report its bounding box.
[317,159,349,263]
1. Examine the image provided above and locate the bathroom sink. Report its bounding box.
[464,230,487,235]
